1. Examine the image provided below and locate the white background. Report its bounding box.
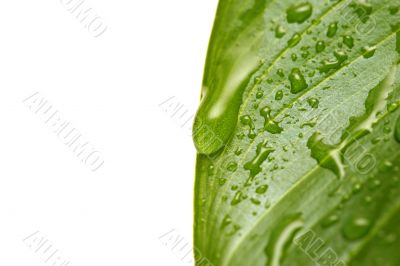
[0,0,217,265]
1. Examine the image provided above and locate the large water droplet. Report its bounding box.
[256,184,269,194]
[343,35,354,49]
[231,191,245,205]
[342,216,372,240]
[288,33,302,47]
[286,2,313,24]
[240,115,256,139]
[321,214,340,228]
[275,25,286,38]
[289,68,308,94]
[319,50,348,73]
[244,140,275,177]
[275,90,284,101]
[362,46,376,59]
[307,132,344,178]
[277,68,285,78]
[227,161,238,172]
[327,22,338,38]
[221,215,232,229]
[307,98,319,108]
[316,41,326,53]
[260,106,283,134]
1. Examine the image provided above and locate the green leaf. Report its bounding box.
[193,0,400,265]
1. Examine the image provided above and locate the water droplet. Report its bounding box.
[342,217,372,240]
[275,90,284,100]
[260,107,283,134]
[235,148,243,156]
[227,161,238,172]
[192,44,262,154]
[231,191,245,205]
[218,178,227,186]
[353,183,362,194]
[307,98,319,108]
[256,184,269,194]
[300,121,317,128]
[327,22,338,38]
[343,35,354,48]
[316,40,326,53]
[251,198,261,205]
[240,115,256,139]
[362,46,376,58]
[256,91,264,99]
[291,53,298,62]
[289,68,308,94]
[307,132,344,178]
[221,215,232,229]
[244,140,275,177]
[208,165,215,176]
[319,50,348,73]
[286,2,313,24]
[277,68,285,78]
[275,25,286,38]
[301,51,310,59]
[288,33,302,47]
[321,214,339,228]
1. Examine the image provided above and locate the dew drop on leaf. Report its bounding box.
[327,22,338,38]
[275,90,284,100]
[255,185,269,194]
[208,165,215,176]
[288,33,302,47]
[231,191,245,205]
[286,2,313,24]
[221,215,232,229]
[316,40,326,53]
[319,50,348,73]
[362,46,377,59]
[227,162,238,172]
[388,102,399,112]
[244,140,275,177]
[289,68,308,94]
[275,25,286,38]
[321,214,340,228]
[240,115,256,139]
[260,106,283,134]
[307,98,319,108]
[343,35,354,49]
[219,178,227,186]
[342,217,372,241]
[251,198,261,205]
[277,68,285,78]
[352,183,363,194]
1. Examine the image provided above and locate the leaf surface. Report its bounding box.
[193,1,400,265]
